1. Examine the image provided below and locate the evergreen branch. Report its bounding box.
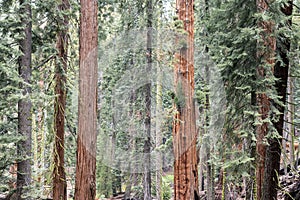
[283,120,300,126]
[291,3,300,11]
[34,55,55,70]
[65,115,76,137]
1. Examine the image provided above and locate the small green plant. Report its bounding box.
[162,175,173,200]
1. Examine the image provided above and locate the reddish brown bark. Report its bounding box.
[255,0,276,199]
[53,0,70,199]
[173,0,199,199]
[262,2,292,200]
[74,0,98,199]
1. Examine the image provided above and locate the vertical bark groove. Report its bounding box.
[255,0,276,199]
[262,2,292,199]
[74,0,98,199]
[53,0,70,199]
[173,0,199,199]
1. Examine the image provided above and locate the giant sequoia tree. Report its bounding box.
[74,0,98,199]
[255,0,276,199]
[262,2,293,199]
[199,0,294,199]
[173,0,199,199]
[53,0,70,199]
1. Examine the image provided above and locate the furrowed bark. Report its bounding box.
[53,0,70,199]
[173,0,199,199]
[74,0,98,199]
[262,2,292,199]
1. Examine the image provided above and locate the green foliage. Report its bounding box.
[196,0,295,193]
[175,80,186,110]
[161,175,173,200]
[0,0,24,193]
[0,0,298,198]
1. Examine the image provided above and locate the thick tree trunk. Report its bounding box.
[53,0,70,199]
[255,0,276,199]
[262,2,292,199]
[74,0,98,199]
[17,0,32,199]
[143,0,152,199]
[173,0,199,199]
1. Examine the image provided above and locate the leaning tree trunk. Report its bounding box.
[17,0,32,199]
[53,0,70,199]
[173,0,199,199]
[74,0,98,199]
[262,2,292,199]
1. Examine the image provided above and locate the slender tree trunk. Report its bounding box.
[17,0,32,199]
[33,80,46,187]
[125,88,137,200]
[255,0,276,199]
[155,64,163,200]
[53,0,70,199]
[143,0,152,199]
[155,2,163,199]
[204,64,214,200]
[287,75,295,166]
[202,1,214,198]
[199,151,204,192]
[111,101,118,197]
[246,92,257,200]
[282,112,288,175]
[207,151,215,200]
[74,0,98,199]
[262,2,292,199]
[173,0,199,199]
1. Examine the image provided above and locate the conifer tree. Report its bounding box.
[173,0,199,199]
[74,0,98,199]
[262,2,293,199]
[17,0,32,199]
[53,0,70,199]
[143,0,152,198]
[255,1,276,199]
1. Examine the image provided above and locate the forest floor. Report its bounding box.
[198,168,300,200]
[107,169,300,200]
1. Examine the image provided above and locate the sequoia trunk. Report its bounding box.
[262,2,292,199]
[74,0,98,199]
[53,0,70,199]
[173,0,199,199]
